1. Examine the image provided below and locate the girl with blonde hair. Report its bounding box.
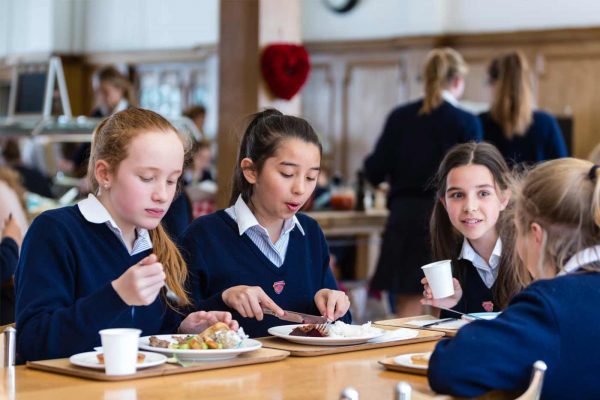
[480,51,567,165]
[364,48,482,316]
[16,108,237,362]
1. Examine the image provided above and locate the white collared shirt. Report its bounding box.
[561,245,600,275]
[442,90,459,107]
[459,238,502,288]
[225,195,305,267]
[77,194,152,256]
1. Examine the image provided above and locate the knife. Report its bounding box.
[261,308,331,324]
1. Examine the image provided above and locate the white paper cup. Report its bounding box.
[99,328,141,376]
[421,260,454,299]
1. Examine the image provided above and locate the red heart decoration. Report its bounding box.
[261,44,310,100]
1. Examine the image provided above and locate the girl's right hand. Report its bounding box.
[420,277,463,309]
[221,285,284,321]
[111,254,166,306]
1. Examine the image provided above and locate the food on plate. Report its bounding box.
[410,352,431,366]
[96,353,145,364]
[288,321,383,338]
[289,324,328,337]
[148,323,248,350]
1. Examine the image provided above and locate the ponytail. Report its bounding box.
[488,51,533,138]
[149,224,191,307]
[420,48,468,115]
[229,108,322,205]
[591,165,600,230]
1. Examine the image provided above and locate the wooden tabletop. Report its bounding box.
[1,340,439,400]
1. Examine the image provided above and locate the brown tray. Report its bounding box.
[375,315,464,337]
[26,348,289,381]
[379,352,431,376]
[259,328,443,357]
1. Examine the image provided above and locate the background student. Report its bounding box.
[0,167,28,325]
[422,142,527,315]
[480,51,567,166]
[181,109,351,337]
[15,108,236,362]
[428,158,600,398]
[364,47,483,316]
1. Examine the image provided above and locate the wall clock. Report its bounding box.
[323,0,359,14]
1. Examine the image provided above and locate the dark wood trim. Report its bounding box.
[305,27,600,54]
[82,45,217,66]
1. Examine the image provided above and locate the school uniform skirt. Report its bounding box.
[370,196,434,294]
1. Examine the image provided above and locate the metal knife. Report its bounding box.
[262,308,330,324]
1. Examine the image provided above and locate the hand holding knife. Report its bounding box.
[262,307,331,324]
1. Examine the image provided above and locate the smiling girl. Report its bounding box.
[15,108,236,362]
[181,109,351,337]
[422,142,527,314]
[428,158,600,398]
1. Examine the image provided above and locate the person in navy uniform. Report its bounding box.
[364,48,483,316]
[428,158,600,399]
[181,109,351,337]
[480,51,567,166]
[422,142,528,316]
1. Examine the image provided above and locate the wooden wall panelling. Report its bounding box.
[342,59,408,180]
[301,63,336,172]
[536,53,600,158]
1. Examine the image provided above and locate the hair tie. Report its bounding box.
[589,165,599,182]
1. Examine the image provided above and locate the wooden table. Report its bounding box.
[1,340,437,400]
[307,210,388,280]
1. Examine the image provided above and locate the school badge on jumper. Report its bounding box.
[482,301,494,312]
[273,280,286,294]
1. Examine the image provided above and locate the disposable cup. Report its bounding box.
[421,260,454,299]
[99,328,141,375]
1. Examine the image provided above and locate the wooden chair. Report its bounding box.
[515,361,547,400]
[383,360,547,400]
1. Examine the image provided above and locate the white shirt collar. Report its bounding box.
[561,245,600,275]
[114,99,129,113]
[77,194,152,254]
[228,195,305,237]
[442,90,459,107]
[459,237,503,270]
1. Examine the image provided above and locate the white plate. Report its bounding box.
[138,335,262,361]
[69,350,167,370]
[268,324,385,346]
[393,352,431,370]
[462,312,501,321]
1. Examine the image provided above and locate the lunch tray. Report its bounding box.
[374,315,462,337]
[259,328,443,357]
[26,348,289,381]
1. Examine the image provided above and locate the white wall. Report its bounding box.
[82,0,219,52]
[304,0,600,41]
[5,0,600,57]
[0,0,54,57]
[445,0,600,33]
[302,0,447,41]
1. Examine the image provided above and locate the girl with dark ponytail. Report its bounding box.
[182,109,351,337]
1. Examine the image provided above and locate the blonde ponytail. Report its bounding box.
[420,48,468,115]
[488,51,533,138]
[149,224,191,307]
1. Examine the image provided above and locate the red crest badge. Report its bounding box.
[273,280,286,294]
[482,301,494,312]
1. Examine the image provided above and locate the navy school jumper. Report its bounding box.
[15,206,181,362]
[429,272,600,399]
[181,210,352,337]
